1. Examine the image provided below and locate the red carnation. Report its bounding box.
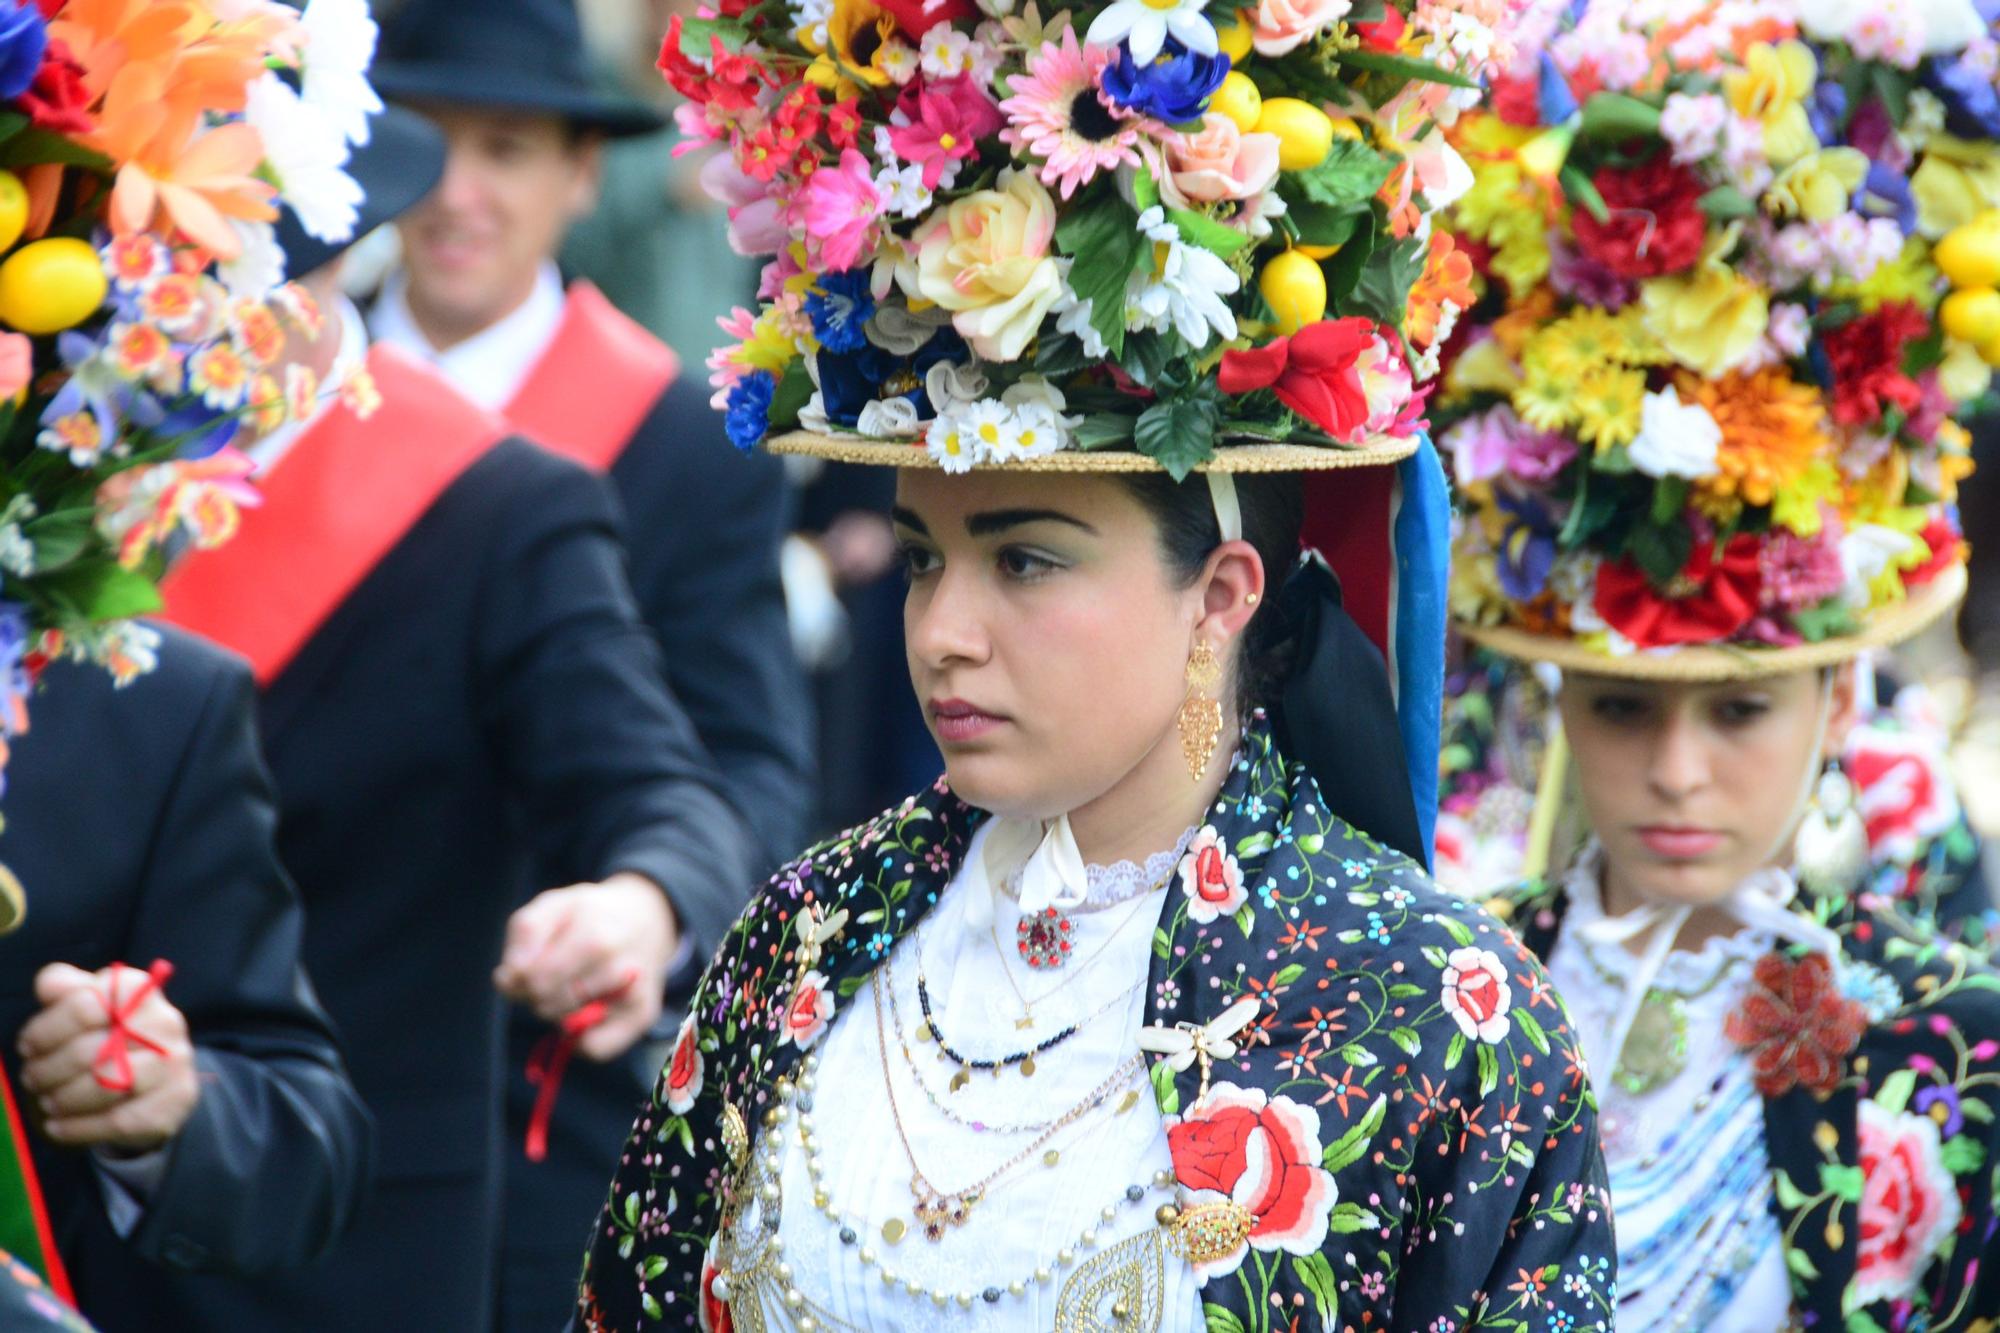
[17,38,89,136]
[1905,516,1965,587]
[875,0,977,37]
[1823,302,1930,427]
[1724,952,1866,1098]
[1569,152,1708,278]
[1489,71,1540,127]
[1353,8,1406,52]
[1593,533,1762,649]
[1217,317,1376,442]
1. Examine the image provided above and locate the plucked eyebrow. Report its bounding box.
[964,509,1099,537]
[890,506,929,536]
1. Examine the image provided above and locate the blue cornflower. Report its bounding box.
[1100,39,1228,125]
[0,2,47,103]
[723,371,777,453]
[805,270,876,355]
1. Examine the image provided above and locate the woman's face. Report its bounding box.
[894,470,1256,822]
[1557,666,1857,908]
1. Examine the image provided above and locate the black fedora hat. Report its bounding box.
[275,103,449,279]
[371,0,666,138]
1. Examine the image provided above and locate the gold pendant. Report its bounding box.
[916,1021,934,1043]
[1015,1014,1035,1031]
[950,1069,970,1092]
[911,1176,981,1242]
[1021,1056,1037,1077]
[881,1217,906,1245]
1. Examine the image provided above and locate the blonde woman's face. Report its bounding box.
[893,471,1205,821]
[1556,667,1857,908]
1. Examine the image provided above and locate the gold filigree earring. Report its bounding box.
[1178,639,1223,782]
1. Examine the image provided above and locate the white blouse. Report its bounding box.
[738,820,1206,1329]
[1545,852,1794,1331]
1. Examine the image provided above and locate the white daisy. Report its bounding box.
[298,0,384,147]
[1125,207,1239,350]
[1050,260,1109,357]
[218,219,287,297]
[1084,0,1216,63]
[248,75,364,244]
[873,162,935,219]
[925,410,983,472]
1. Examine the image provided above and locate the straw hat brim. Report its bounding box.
[765,431,1417,472]
[1458,562,1967,682]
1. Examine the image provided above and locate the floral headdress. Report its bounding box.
[1436,0,1984,678]
[0,0,379,792]
[671,0,1529,475]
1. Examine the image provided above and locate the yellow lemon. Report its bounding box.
[1942,287,2000,345]
[1214,9,1254,63]
[1255,98,1335,173]
[1296,243,1342,260]
[1979,330,2000,367]
[0,238,106,336]
[1326,115,1365,143]
[1259,250,1326,336]
[0,172,28,255]
[1934,222,2000,289]
[1210,72,1262,134]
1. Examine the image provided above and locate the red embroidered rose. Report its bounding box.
[1854,1099,1963,1306]
[17,38,88,135]
[1593,534,1763,649]
[664,1015,704,1114]
[1165,1082,1341,1280]
[1179,824,1247,925]
[1848,724,1960,865]
[1723,952,1867,1098]
[780,969,834,1049]
[697,1240,733,1333]
[1218,317,1377,442]
[1440,946,1514,1043]
[1823,302,1929,427]
[1570,153,1707,278]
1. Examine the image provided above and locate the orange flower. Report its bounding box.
[1676,368,1831,508]
[1490,286,1556,361]
[1405,231,1476,349]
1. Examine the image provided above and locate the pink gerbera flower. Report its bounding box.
[999,31,1146,200]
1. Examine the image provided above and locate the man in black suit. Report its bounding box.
[366,4,815,1326]
[0,626,371,1331]
[156,102,763,1330]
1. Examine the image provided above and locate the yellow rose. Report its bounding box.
[1911,133,2000,236]
[1940,336,1994,402]
[1722,41,1819,166]
[1763,148,1869,222]
[1639,261,1769,378]
[905,169,1063,363]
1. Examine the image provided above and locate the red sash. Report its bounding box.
[503,282,679,474]
[159,346,508,685]
[1300,468,1396,662]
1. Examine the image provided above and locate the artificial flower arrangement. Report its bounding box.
[1436,0,1986,659]
[0,0,376,785]
[670,0,1530,475]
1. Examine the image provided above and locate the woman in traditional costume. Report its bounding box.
[574,0,1616,1325]
[1437,4,2000,1325]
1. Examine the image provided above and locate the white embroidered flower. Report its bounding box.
[1085,0,1217,62]
[924,409,982,472]
[1627,386,1722,480]
[1125,207,1239,350]
[297,0,383,147]
[248,75,364,244]
[866,301,953,355]
[857,396,923,437]
[925,359,990,413]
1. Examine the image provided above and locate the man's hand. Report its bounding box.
[16,963,200,1152]
[494,873,678,1060]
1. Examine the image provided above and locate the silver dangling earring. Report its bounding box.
[1795,761,1869,898]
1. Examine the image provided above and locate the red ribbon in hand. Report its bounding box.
[91,960,175,1093]
[523,969,639,1163]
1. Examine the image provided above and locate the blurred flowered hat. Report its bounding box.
[668,0,1534,476]
[1434,0,1982,679]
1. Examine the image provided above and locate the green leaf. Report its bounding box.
[1328,1200,1379,1234]
[1476,1042,1500,1098]
[1342,234,1427,329]
[1439,914,1475,947]
[624,1191,642,1225]
[1276,194,1365,251]
[1118,331,1177,389]
[1295,1251,1340,1318]
[1151,1056,1181,1116]
[1941,1133,1988,1176]
[1337,1042,1378,1068]
[1578,92,1663,141]
[1272,963,1306,987]
[1513,1008,1551,1056]
[1169,206,1252,260]
[1560,164,1610,224]
[1791,599,1860,643]
[1205,1305,1249,1333]
[1134,396,1219,481]
[1056,184,1145,359]
[766,361,814,433]
[1786,1245,1820,1281]
[1625,520,1693,588]
[0,128,111,171]
[640,1256,669,1280]
[1034,333,1093,379]
[23,512,93,573]
[1288,138,1394,211]
[1699,185,1758,220]
[1874,1068,1918,1116]
[641,1294,665,1319]
[675,15,749,53]
[1322,1094,1389,1173]
[40,562,161,622]
[1818,1162,1865,1204]
[1774,1170,1809,1211]
[1444,1031,1467,1072]
[1337,48,1480,90]
[1073,412,1137,451]
[1234,904,1256,937]
[1154,926,1173,961]
[1321,207,1378,305]
[1237,831,1277,857]
[1649,477,1689,526]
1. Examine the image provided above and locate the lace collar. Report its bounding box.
[1000,824,1201,914]
[1561,842,1774,997]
